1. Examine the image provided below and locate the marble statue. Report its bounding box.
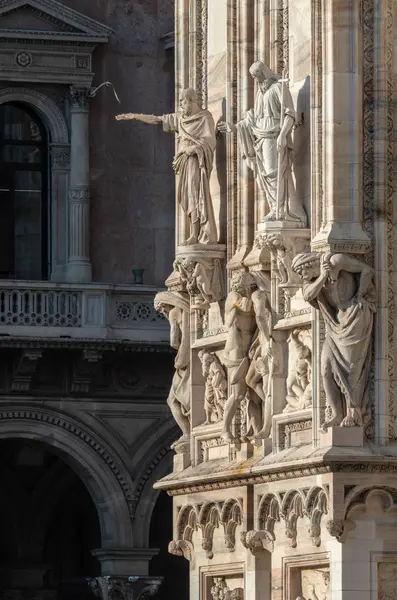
[292,252,376,429]
[198,350,227,424]
[284,329,312,412]
[246,289,275,439]
[218,60,306,226]
[116,88,217,245]
[154,291,191,444]
[222,271,257,442]
[174,256,224,308]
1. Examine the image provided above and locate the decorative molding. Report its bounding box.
[15,50,32,67]
[69,187,90,202]
[130,447,171,520]
[0,0,114,41]
[160,463,397,496]
[87,576,162,600]
[242,487,328,552]
[0,87,68,143]
[170,498,243,561]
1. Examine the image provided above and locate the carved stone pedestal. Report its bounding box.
[319,426,364,448]
[87,576,162,600]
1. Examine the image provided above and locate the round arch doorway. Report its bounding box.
[0,438,101,599]
[0,102,49,280]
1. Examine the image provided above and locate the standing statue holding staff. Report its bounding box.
[218,61,306,226]
[116,88,218,245]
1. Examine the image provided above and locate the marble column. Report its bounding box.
[66,86,92,283]
[311,0,369,254]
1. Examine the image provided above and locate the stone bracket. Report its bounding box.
[71,349,102,393]
[12,349,43,392]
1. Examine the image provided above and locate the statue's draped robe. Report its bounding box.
[236,80,303,221]
[163,110,217,243]
[303,278,376,419]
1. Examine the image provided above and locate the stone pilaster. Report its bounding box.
[66,86,92,282]
[311,0,369,255]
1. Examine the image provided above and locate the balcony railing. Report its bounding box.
[0,281,168,343]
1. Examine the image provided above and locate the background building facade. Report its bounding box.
[0,1,188,598]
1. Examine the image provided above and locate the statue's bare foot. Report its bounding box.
[321,415,342,432]
[171,433,190,450]
[185,235,199,245]
[340,415,357,427]
[254,428,271,440]
[263,211,277,222]
[221,431,235,443]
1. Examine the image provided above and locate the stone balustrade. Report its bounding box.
[0,281,168,343]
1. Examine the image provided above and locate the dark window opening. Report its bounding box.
[0,102,49,280]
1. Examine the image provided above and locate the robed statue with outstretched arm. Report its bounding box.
[116,88,217,245]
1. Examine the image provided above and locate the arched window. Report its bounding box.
[0,102,49,280]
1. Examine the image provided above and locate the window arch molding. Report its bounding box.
[0,87,69,144]
[0,87,70,280]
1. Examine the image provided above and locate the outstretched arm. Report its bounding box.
[115,113,163,125]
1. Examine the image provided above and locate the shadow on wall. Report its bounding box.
[149,491,189,600]
[215,96,228,246]
[294,75,311,219]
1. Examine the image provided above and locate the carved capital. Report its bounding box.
[51,148,70,169]
[70,86,91,110]
[87,577,162,600]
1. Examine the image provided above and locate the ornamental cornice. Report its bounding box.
[0,0,113,43]
[0,337,173,352]
[163,461,397,496]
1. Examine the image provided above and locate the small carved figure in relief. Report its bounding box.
[222,271,257,442]
[246,289,276,439]
[174,256,224,308]
[198,350,227,424]
[154,292,191,444]
[300,570,330,600]
[218,60,306,226]
[284,329,312,412]
[292,252,376,429]
[116,88,217,245]
[210,578,244,600]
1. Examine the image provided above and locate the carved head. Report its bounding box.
[154,299,172,317]
[291,253,321,282]
[198,349,214,377]
[180,88,200,117]
[249,61,278,90]
[230,270,256,297]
